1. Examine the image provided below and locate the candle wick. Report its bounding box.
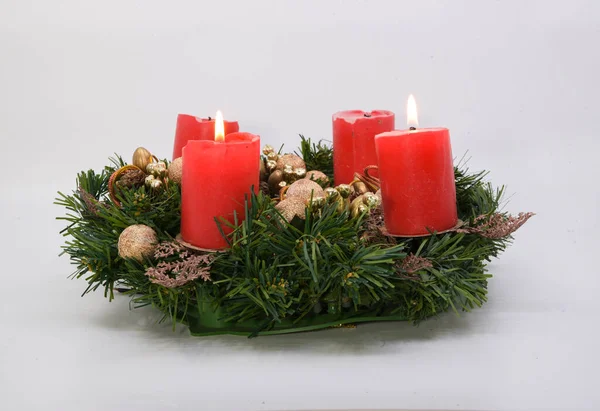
[409,126,417,131]
[364,113,372,118]
[208,116,212,121]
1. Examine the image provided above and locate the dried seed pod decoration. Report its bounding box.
[149,179,163,190]
[363,192,381,208]
[266,160,277,172]
[350,192,381,218]
[262,144,275,156]
[294,168,307,180]
[306,195,326,212]
[324,187,345,213]
[145,175,156,187]
[283,164,294,176]
[146,161,167,177]
[353,181,369,195]
[115,168,146,189]
[324,187,339,199]
[350,195,366,218]
[335,184,354,199]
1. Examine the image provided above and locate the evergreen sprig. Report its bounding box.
[296,135,334,181]
[56,138,528,337]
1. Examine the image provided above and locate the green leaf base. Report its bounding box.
[185,305,410,337]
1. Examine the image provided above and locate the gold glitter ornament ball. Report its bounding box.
[276,154,306,172]
[168,157,183,184]
[286,179,325,201]
[117,224,158,262]
[305,170,330,186]
[275,197,307,222]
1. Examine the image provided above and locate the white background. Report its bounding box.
[1,1,599,410]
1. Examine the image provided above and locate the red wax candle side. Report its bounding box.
[332,110,395,185]
[172,114,240,160]
[181,132,260,250]
[375,128,457,236]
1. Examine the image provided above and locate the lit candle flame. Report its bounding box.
[407,94,418,128]
[215,110,225,142]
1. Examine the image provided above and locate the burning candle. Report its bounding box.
[375,95,457,236]
[332,110,395,185]
[172,113,239,160]
[180,111,260,250]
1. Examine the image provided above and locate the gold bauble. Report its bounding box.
[363,192,381,208]
[350,197,369,218]
[275,198,307,222]
[117,224,158,262]
[286,179,325,202]
[132,147,154,171]
[168,157,183,184]
[349,192,380,218]
[335,184,354,199]
[324,188,346,213]
[324,187,339,198]
[259,159,267,182]
[353,181,368,195]
[305,170,330,186]
[276,154,306,172]
[268,170,284,194]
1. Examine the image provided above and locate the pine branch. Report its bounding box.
[56,151,529,336]
[296,135,334,180]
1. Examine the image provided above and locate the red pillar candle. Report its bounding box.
[181,112,259,250]
[172,114,239,160]
[332,110,395,185]
[374,96,457,236]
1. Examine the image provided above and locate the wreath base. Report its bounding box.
[185,304,409,337]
